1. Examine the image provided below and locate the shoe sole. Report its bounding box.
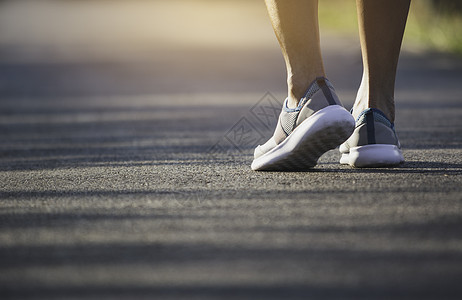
[340,144,404,167]
[251,105,355,171]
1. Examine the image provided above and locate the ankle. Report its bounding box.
[353,80,395,122]
[352,102,368,120]
[287,81,306,109]
[287,75,326,109]
[287,94,300,109]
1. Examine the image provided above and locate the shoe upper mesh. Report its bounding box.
[304,81,321,100]
[373,112,392,127]
[356,109,392,128]
[280,111,299,136]
[278,77,337,139]
[298,79,335,108]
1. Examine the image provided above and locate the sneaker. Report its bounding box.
[251,77,355,171]
[339,108,404,167]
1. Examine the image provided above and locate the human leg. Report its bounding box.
[252,0,355,171]
[264,0,325,108]
[353,0,411,122]
[339,0,410,167]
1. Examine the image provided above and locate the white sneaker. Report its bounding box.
[339,108,404,167]
[251,77,355,171]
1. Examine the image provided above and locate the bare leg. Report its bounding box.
[265,0,325,108]
[353,0,411,122]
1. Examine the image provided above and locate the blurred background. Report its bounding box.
[0,0,461,99]
[0,0,283,98]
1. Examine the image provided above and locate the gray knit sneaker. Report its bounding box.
[339,108,404,167]
[251,77,355,171]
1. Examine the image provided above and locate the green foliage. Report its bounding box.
[406,0,462,55]
[319,0,358,33]
[318,0,462,56]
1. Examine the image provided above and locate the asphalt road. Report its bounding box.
[1,1,462,299]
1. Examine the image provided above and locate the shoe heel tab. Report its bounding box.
[316,77,340,106]
[298,77,341,108]
[316,77,327,86]
[356,108,390,121]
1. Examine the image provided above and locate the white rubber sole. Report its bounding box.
[340,144,404,168]
[251,105,355,171]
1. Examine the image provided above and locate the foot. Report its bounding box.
[251,77,355,171]
[339,108,404,167]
